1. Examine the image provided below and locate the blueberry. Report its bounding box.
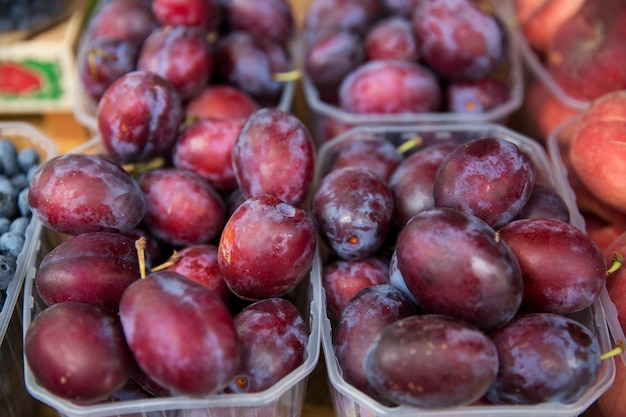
[27,165,39,182]
[9,217,29,236]
[0,232,25,258]
[10,173,28,191]
[0,139,18,177]
[0,255,15,291]
[0,218,9,234]
[17,188,30,217]
[17,148,40,173]
[0,177,18,218]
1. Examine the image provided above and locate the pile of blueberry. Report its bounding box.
[0,0,69,32]
[0,138,40,310]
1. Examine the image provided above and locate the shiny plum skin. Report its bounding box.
[446,77,510,115]
[173,118,245,192]
[217,195,316,301]
[312,167,394,261]
[487,313,602,405]
[164,244,232,304]
[85,0,157,46]
[363,314,498,408]
[339,60,441,115]
[328,136,403,183]
[498,218,606,314]
[363,16,419,62]
[515,182,571,223]
[97,70,183,163]
[322,257,391,320]
[35,232,141,313]
[396,207,523,331]
[304,29,364,104]
[151,0,220,31]
[119,270,240,397]
[389,142,456,227]
[78,37,139,101]
[215,31,289,105]
[184,85,260,122]
[433,138,536,229]
[137,168,227,246]
[28,153,145,235]
[225,0,294,45]
[333,284,417,403]
[304,0,380,36]
[227,298,308,393]
[137,25,214,100]
[25,302,134,403]
[232,108,315,206]
[412,0,504,80]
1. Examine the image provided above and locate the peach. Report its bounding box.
[519,0,584,54]
[569,90,626,214]
[546,0,626,102]
[584,212,626,253]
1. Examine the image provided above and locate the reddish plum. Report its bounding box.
[389,142,456,226]
[433,137,536,228]
[151,0,220,31]
[137,168,227,246]
[322,257,390,320]
[173,118,244,191]
[227,298,308,393]
[25,302,134,403]
[412,0,505,80]
[382,0,421,18]
[339,60,441,115]
[35,232,141,313]
[498,217,606,314]
[363,314,498,408]
[304,0,380,36]
[445,77,510,115]
[232,108,315,206]
[119,270,240,397]
[396,207,523,331]
[184,85,259,122]
[97,70,183,162]
[487,313,602,405]
[138,25,214,100]
[165,244,232,304]
[85,0,157,46]
[312,167,394,261]
[333,285,417,403]
[217,195,316,300]
[363,16,419,62]
[28,153,145,235]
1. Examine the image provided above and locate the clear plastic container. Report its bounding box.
[300,1,525,144]
[22,137,322,417]
[0,122,57,417]
[315,122,616,417]
[546,115,626,366]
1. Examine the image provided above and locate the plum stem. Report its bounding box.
[601,345,623,360]
[606,252,624,275]
[396,136,423,154]
[135,237,147,279]
[150,251,181,272]
[123,157,165,176]
[273,69,301,82]
[88,48,118,80]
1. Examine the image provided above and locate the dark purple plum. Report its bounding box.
[28,153,145,235]
[97,70,183,163]
[304,0,381,36]
[363,314,498,408]
[217,195,316,300]
[363,16,419,62]
[232,108,315,206]
[499,217,606,314]
[119,270,240,397]
[225,0,294,45]
[333,284,416,404]
[25,302,134,403]
[515,182,571,223]
[396,207,523,331]
[227,298,308,393]
[86,0,157,46]
[35,232,141,313]
[312,167,394,261]
[446,77,510,115]
[433,137,536,228]
[487,313,602,405]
